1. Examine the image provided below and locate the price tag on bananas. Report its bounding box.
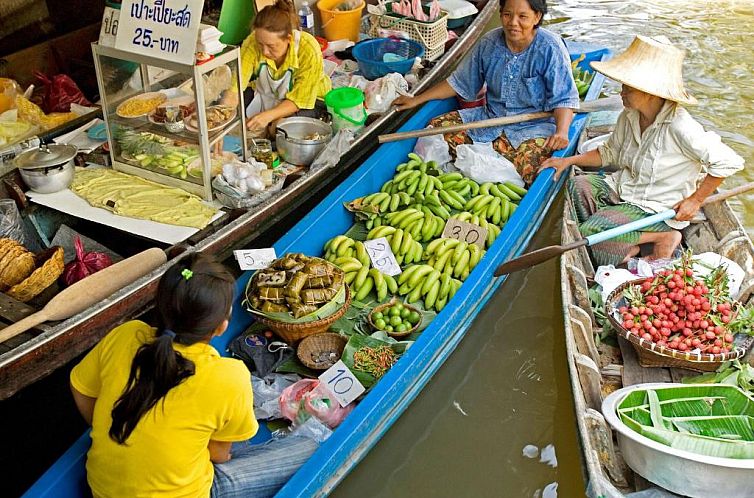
[233,248,277,271]
[363,238,402,276]
[442,219,487,249]
[319,360,365,407]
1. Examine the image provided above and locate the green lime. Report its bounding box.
[375,318,386,329]
[395,323,407,333]
[394,303,404,311]
[388,307,401,317]
[400,308,411,319]
[385,325,394,333]
[373,311,383,320]
[408,311,421,325]
[390,315,402,327]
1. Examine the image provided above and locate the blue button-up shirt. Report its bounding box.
[448,27,579,148]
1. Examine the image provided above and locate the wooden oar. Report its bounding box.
[493,181,754,277]
[378,96,624,143]
[0,247,167,343]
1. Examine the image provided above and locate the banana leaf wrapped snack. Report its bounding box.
[243,253,346,323]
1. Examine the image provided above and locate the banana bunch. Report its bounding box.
[381,208,445,242]
[359,191,412,213]
[450,212,502,248]
[323,235,360,260]
[464,193,516,226]
[407,192,452,219]
[424,238,484,281]
[439,173,480,199]
[480,181,527,202]
[395,153,441,174]
[396,264,462,312]
[325,240,398,301]
[366,226,423,264]
[381,170,444,197]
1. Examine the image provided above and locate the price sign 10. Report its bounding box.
[319,360,365,407]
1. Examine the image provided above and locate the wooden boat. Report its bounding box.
[560,161,754,492]
[0,2,502,400]
[24,42,611,497]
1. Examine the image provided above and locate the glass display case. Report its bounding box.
[91,43,248,200]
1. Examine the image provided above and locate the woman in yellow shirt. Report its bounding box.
[70,254,317,497]
[234,0,331,136]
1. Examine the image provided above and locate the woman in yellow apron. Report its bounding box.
[232,0,331,136]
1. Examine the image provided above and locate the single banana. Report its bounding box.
[370,269,387,302]
[353,265,370,291]
[424,280,441,310]
[355,276,374,301]
[384,274,398,294]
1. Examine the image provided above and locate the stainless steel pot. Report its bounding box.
[275,117,332,166]
[15,143,77,194]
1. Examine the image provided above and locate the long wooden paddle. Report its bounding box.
[0,247,167,343]
[493,181,754,277]
[378,96,624,144]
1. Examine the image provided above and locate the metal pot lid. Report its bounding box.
[15,143,78,170]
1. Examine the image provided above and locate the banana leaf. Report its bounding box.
[341,333,411,389]
[617,384,754,459]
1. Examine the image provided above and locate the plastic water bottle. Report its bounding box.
[298,1,315,35]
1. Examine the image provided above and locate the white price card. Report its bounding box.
[233,248,277,271]
[319,360,365,407]
[363,237,402,276]
[116,0,203,65]
[441,218,488,249]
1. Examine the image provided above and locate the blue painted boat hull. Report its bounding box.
[25,43,609,498]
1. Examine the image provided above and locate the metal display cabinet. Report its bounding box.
[91,44,248,200]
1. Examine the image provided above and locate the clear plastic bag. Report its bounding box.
[251,373,301,420]
[0,199,25,245]
[454,143,524,186]
[310,129,355,170]
[364,73,409,113]
[414,132,451,167]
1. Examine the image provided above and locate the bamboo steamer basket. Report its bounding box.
[606,279,754,372]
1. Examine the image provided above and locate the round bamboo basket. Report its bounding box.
[606,279,754,372]
[0,239,35,290]
[6,247,64,302]
[254,286,351,344]
[368,298,422,338]
[296,332,347,370]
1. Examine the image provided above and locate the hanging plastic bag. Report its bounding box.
[413,131,451,167]
[34,72,92,113]
[364,73,409,113]
[310,129,355,170]
[279,378,354,428]
[454,143,524,187]
[0,199,26,245]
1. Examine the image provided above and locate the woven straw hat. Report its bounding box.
[590,35,697,105]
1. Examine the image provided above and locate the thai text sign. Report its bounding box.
[116,0,202,65]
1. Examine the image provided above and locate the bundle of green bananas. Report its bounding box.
[480,181,527,202]
[408,192,452,219]
[438,173,480,199]
[448,212,502,248]
[323,235,360,260]
[463,193,514,225]
[349,265,398,302]
[359,191,412,213]
[381,169,444,197]
[395,153,441,174]
[366,226,423,264]
[424,238,485,281]
[380,208,445,242]
[396,264,462,312]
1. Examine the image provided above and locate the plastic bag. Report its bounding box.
[0,78,20,114]
[0,199,26,245]
[454,143,524,187]
[251,373,300,420]
[34,72,92,113]
[310,129,355,170]
[364,73,409,113]
[594,265,637,302]
[413,132,451,167]
[279,379,354,429]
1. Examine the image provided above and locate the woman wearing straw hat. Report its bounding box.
[394,0,579,185]
[541,35,744,267]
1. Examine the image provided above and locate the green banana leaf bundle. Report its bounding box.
[618,384,754,459]
[341,333,411,389]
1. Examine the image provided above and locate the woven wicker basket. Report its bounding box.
[254,286,352,344]
[296,332,347,370]
[6,246,64,302]
[606,279,754,372]
[368,298,422,338]
[0,239,35,290]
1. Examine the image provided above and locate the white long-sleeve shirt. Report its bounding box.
[599,101,744,228]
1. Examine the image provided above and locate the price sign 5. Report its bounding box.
[441,218,488,249]
[116,0,203,65]
[363,237,402,276]
[318,360,365,407]
[233,248,277,271]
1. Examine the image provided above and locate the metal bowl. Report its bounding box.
[602,383,754,498]
[15,144,77,194]
[275,117,332,166]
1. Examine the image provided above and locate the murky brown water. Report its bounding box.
[334,2,754,497]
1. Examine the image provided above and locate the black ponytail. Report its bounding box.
[109,254,234,444]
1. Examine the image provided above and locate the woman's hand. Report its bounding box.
[392,95,421,111]
[543,131,569,151]
[246,111,272,133]
[673,195,704,222]
[539,156,572,181]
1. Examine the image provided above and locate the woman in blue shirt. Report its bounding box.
[394,0,579,185]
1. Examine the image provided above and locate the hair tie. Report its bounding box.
[181,269,193,280]
[163,329,177,340]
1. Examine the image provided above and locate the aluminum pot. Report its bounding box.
[15,143,77,194]
[275,117,332,166]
